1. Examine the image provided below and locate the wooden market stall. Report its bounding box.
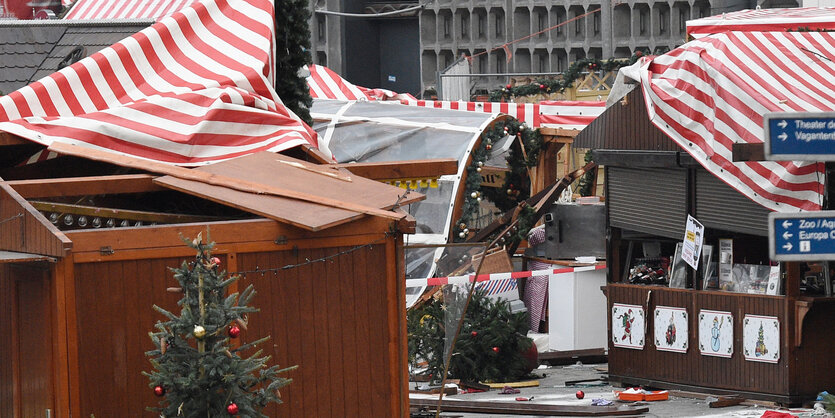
[0,139,421,417]
[576,58,835,404]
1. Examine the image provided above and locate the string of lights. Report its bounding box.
[0,213,22,225]
[227,232,394,277]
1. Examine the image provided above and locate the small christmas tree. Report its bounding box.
[408,288,535,384]
[145,232,295,416]
[274,0,313,126]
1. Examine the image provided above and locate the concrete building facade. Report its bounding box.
[308,0,800,98]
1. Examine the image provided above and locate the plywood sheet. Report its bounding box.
[154,152,423,231]
[156,176,362,231]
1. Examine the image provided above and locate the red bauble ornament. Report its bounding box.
[576,390,585,399]
[506,84,512,89]
[539,84,545,90]
[227,403,239,415]
[211,256,221,266]
[635,50,642,57]
[471,331,478,337]
[154,385,165,397]
[228,324,241,338]
[492,346,500,353]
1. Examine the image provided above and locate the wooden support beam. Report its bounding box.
[6,174,163,198]
[48,142,405,220]
[409,397,648,416]
[732,143,765,161]
[333,159,458,180]
[539,127,581,138]
[29,201,222,224]
[0,131,27,146]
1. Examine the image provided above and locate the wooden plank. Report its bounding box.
[333,159,458,180]
[156,176,364,231]
[0,132,26,146]
[65,217,396,254]
[732,143,765,162]
[61,256,81,418]
[0,182,72,257]
[539,127,580,138]
[29,201,220,225]
[6,175,162,198]
[408,397,648,416]
[49,143,411,221]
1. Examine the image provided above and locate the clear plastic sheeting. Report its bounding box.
[311,98,509,303]
[406,179,455,235]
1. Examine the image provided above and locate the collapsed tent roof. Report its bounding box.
[307,64,606,130]
[621,30,828,212]
[0,0,318,167]
[687,7,835,39]
[63,0,198,20]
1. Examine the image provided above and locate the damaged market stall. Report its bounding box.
[0,0,418,416]
[575,29,834,404]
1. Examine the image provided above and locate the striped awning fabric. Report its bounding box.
[63,0,198,20]
[307,64,417,102]
[1,0,318,167]
[307,64,605,130]
[623,31,828,212]
[687,7,835,39]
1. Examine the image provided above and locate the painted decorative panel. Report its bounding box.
[612,303,645,349]
[699,309,733,358]
[743,315,780,363]
[654,306,688,353]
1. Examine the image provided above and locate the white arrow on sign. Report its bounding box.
[782,220,793,228]
[778,132,788,141]
[783,242,793,251]
[778,120,788,129]
[783,231,793,240]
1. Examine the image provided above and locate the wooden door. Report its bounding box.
[12,264,54,417]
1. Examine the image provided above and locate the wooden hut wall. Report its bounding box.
[0,262,57,418]
[573,88,680,151]
[64,218,407,417]
[607,285,795,400]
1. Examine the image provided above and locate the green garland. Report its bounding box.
[453,118,544,247]
[275,0,314,126]
[488,52,646,102]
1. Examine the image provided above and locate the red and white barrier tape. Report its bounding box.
[405,264,606,287]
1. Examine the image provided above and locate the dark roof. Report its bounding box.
[574,88,680,152]
[0,20,152,95]
[0,24,66,95]
[30,22,150,82]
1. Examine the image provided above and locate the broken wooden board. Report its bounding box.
[409,396,649,416]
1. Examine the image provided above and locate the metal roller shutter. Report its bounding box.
[608,167,687,239]
[695,170,770,236]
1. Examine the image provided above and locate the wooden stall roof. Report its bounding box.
[0,250,55,263]
[45,143,423,231]
[332,158,458,180]
[154,152,424,231]
[573,88,680,152]
[0,181,71,257]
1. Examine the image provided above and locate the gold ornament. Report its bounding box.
[193,325,206,339]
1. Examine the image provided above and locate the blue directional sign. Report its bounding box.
[763,112,835,161]
[769,211,835,261]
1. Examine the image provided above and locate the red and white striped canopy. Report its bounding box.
[398,99,604,130]
[307,64,417,102]
[1,0,318,166]
[63,0,199,20]
[307,64,604,129]
[624,31,829,212]
[687,7,835,39]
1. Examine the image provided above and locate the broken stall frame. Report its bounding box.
[574,88,835,405]
[0,144,416,417]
